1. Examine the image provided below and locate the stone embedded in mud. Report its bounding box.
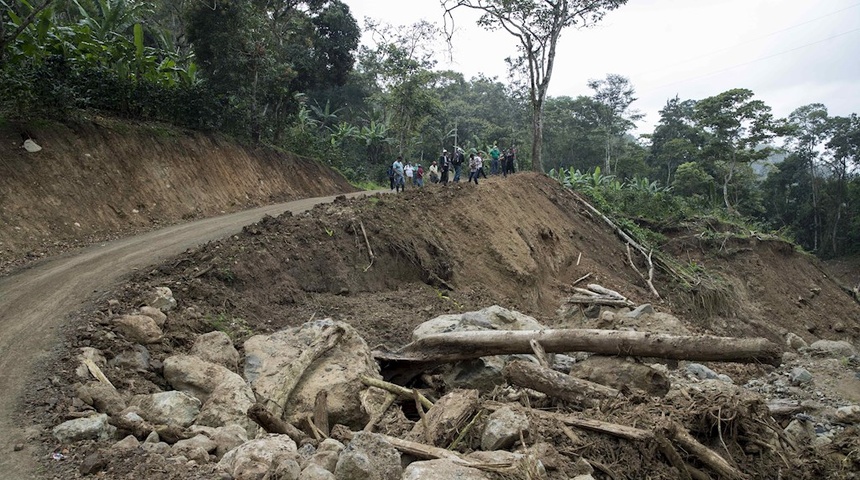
[786,332,808,350]
[789,367,814,385]
[113,314,163,344]
[302,463,337,479]
[112,435,140,450]
[218,434,298,480]
[151,286,177,312]
[302,438,344,473]
[172,434,217,463]
[191,330,240,371]
[334,432,402,480]
[402,459,492,480]
[808,340,857,357]
[481,406,530,451]
[140,305,167,327]
[76,381,127,415]
[210,424,250,459]
[244,319,381,428]
[569,355,671,397]
[130,390,201,428]
[109,345,151,372]
[833,405,860,424]
[163,354,234,403]
[53,413,116,443]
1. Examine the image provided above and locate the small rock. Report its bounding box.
[834,405,860,424]
[140,306,167,328]
[23,139,42,152]
[53,414,116,443]
[481,407,529,451]
[626,304,654,319]
[79,453,107,475]
[113,435,141,450]
[151,287,177,312]
[786,333,808,350]
[789,367,813,386]
[13,443,24,452]
[335,431,402,480]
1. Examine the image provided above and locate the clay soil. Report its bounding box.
[12,170,860,479]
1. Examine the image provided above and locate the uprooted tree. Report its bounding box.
[441,0,629,173]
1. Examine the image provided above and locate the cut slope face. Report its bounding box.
[0,118,355,271]
[124,172,859,350]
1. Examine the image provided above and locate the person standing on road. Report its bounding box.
[392,156,405,192]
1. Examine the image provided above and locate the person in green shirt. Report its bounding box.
[489,143,501,175]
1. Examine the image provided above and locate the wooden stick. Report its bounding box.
[363,392,396,432]
[572,272,591,286]
[576,252,582,266]
[573,287,600,297]
[83,358,116,390]
[485,402,652,441]
[448,409,484,450]
[668,423,750,480]
[586,284,626,300]
[359,220,375,272]
[360,375,434,410]
[247,403,310,444]
[529,339,551,368]
[656,434,692,480]
[567,295,634,307]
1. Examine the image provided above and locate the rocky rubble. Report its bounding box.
[45,289,860,479]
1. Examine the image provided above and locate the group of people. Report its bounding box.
[387,144,516,191]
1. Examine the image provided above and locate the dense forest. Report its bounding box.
[1,0,858,258]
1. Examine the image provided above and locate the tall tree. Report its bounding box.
[823,113,860,255]
[648,95,702,184]
[441,0,628,172]
[693,88,781,213]
[785,103,829,251]
[587,73,643,174]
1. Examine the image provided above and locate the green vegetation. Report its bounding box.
[2,1,857,260]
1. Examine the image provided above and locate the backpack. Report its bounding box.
[387,165,394,178]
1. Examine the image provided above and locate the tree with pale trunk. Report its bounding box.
[441,0,628,172]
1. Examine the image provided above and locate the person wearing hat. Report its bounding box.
[438,149,451,185]
[428,160,439,183]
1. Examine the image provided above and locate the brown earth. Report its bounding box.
[0,115,355,274]
[2,120,860,478]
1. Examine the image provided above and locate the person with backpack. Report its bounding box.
[386,164,395,190]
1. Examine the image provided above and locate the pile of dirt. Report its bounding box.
[22,173,860,479]
[0,116,355,274]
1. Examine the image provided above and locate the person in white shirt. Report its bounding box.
[404,162,414,186]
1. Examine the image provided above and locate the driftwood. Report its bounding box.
[529,339,551,368]
[566,295,634,307]
[363,392,396,432]
[485,402,652,442]
[83,358,116,390]
[265,324,344,417]
[655,434,693,480]
[360,375,434,410]
[503,360,620,407]
[376,329,783,369]
[409,389,479,447]
[247,403,310,444]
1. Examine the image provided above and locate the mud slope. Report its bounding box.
[117,173,859,350]
[0,117,355,269]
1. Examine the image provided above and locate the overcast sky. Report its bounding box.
[344,0,860,134]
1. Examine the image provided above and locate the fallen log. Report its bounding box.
[503,360,620,407]
[666,423,750,480]
[376,329,782,370]
[566,295,634,308]
[408,389,479,447]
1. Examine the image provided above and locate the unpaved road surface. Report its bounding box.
[0,192,370,479]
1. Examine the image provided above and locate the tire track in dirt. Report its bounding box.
[0,191,371,479]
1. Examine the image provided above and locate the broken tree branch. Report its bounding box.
[360,375,434,410]
[247,403,310,444]
[627,244,661,299]
[359,219,375,272]
[667,423,750,480]
[503,360,620,407]
[485,401,652,441]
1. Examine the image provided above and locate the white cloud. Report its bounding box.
[345,0,860,132]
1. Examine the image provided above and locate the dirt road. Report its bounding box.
[0,191,371,479]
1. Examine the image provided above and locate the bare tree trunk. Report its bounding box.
[503,360,620,407]
[531,100,544,172]
[376,329,782,367]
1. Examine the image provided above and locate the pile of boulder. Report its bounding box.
[52,289,860,479]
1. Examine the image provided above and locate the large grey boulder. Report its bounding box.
[808,340,856,357]
[109,345,151,372]
[163,354,233,403]
[334,432,402,480]
[113,314,163,344]
[211,424,250,459]
[481,406,529,451]
[411,306,546,391]
[244,319,380,428]
[53,414,116,443]
[834,405,860,424]
[130,390,201,428]
[402,459,492,480]
[218,434,298,480]
[191,331,240,371]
